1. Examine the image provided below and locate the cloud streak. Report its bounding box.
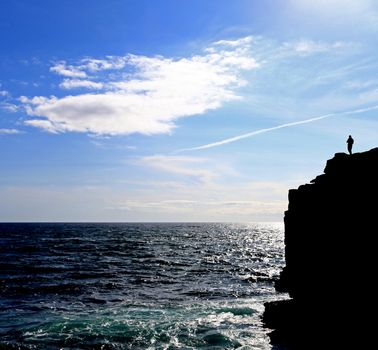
[176,105,378,152]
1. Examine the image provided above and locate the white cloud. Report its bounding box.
[0,90,10,97]
[0,128,21,135]
[60,79,104,90]
[22,37,258,135]
[50,62,87,78]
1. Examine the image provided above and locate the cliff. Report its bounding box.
[263,148,378,349]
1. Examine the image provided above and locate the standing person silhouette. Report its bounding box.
[347,135,354,155]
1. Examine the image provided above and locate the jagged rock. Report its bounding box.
[263,148,378,349]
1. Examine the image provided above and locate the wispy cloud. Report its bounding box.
[288,0,378,31]
[22,37,258,135]
[59,79,104,90]
[0,90,10,97]
[50,57,129,78]
[80,56,128,71]
[0,90,19,112]
[116,198,285,216]
[213,36,253,48]
[0,128,21,135]
[176,105,378,152]
[110,179,290,220]
[283,40,347,55]
[138,155,216,184]
[50,62,87,78]
[345,79,378,90]
[0,102,19,112]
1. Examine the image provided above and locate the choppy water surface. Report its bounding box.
[0,223,286,349]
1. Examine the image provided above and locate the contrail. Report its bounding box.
[175,105,378,153]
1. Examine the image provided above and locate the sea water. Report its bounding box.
[0,223,286,349]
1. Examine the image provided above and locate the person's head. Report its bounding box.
[349,135,352,138]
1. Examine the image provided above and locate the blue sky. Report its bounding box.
[1,0,378,222]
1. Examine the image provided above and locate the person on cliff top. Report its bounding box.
[347,135,354,155]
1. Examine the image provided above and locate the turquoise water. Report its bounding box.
[0,223,286,349]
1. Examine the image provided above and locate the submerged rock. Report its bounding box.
[263,148,378,349]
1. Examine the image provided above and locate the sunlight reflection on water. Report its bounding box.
[0,222,287,349]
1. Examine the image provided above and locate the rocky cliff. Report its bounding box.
[263,148,378,349]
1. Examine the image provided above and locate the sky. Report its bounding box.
[1,0,378,222]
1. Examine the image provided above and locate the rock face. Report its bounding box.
[263,148,378,349]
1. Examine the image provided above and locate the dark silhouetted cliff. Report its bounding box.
[263,148,378,349]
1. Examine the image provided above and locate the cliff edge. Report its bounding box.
[263,147,378,349]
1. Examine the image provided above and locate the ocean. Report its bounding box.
[0,223,286,349]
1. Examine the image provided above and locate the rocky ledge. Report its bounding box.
[263,148,378,349]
